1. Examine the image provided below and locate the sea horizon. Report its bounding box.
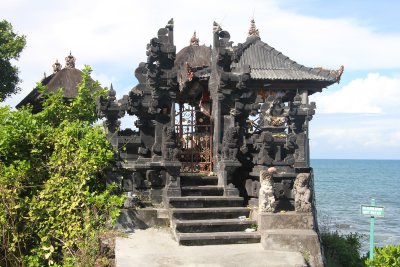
[311,159,400,254]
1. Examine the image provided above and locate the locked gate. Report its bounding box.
[175,104,213,173]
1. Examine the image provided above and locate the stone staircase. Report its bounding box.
[167,175,261,245]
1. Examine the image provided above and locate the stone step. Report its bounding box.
[176,231,261,246]
[180,175,218,186]
[171,207,251,220]
[261,229,323,267]
[173,218,257,233]
[181,185,223,196]
[168,196,244,208]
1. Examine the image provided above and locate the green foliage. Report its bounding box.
[0,66,124,266]
[250,223,258,231]
[38,66,104,125]
[366,244,400,267]
[321,231,366,267]
[0,19,26,101]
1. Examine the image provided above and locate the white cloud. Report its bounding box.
[265,15,400,70]
[1,0,399,99]
[1,5,397,81]
[310,114,400,159]
[90,72,115,89]
[311,73,400,114]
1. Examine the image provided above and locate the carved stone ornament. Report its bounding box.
[213,21,221,33]
[259,167,276,212]
[162,125,180,161]
[65,52,76,69]
[294,173,312,212]
[248,19,259,37]
[52,59,62,73]
[221,125,239,160]
[108,84,117,101]
[333,65,345,82]
[190,31,199,46]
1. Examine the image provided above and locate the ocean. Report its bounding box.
[312,159,400,254]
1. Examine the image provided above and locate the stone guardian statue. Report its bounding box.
[294,173,312,212]
[259,167,277,212]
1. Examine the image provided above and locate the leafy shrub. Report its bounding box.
[0,19,26,101]
[0,66,124,266]
[366,244,400,267]
[321,231,366,267]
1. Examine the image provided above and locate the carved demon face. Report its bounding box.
[296,173,310,187]
[260,167,276,186]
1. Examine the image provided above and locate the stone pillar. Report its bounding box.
[104,120,120,151]
[301,89,310,167]
[170,101,176,127]
[212,93,223,169]
[162,164,181,207]
[300,90,308,105]
[216,160,240,196]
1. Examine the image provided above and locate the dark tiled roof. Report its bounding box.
[231,36,343,82]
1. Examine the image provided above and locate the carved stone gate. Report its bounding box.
[175,104,213,173]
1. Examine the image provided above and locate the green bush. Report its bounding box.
[0,19,26,101]
[366,244,400,267]
[0,66,124,266]
[321,231,366,267]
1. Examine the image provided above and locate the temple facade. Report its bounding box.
[97,19,343,266]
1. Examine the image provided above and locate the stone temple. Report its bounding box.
[21,19,344,267]
[97,19,343,266]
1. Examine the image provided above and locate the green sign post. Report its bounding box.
[361,199,384,262]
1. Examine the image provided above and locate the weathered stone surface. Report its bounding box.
[261,229,323,267]
[258,212,314,230]
[116,228,307,267]
[116,208,169,232]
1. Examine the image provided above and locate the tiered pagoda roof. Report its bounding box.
[231,36,343,82]
[231,20,344,84]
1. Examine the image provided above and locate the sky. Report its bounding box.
[1,0,400,159]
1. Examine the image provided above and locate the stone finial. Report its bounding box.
[108,83,116,101]
[333,65,345,82]
[52,59,62,73]
[248,19,259,37]
[166,18,174,29]
[65,51,76,69]
[190,31,199,46]
[293,91,302,105]
[213,21,221,33]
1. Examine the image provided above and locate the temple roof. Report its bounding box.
[16,69,84,110]
[175,45,211,70]
[175,33,212,91]
[16,53,99,112]
[231,23,343,83]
